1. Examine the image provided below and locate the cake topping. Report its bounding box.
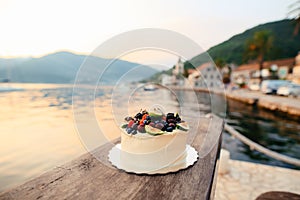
[122,109,188,136]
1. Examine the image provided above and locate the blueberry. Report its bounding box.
[166,126,173,132]
[162,124,169,131]
[161,120,168,125]
[166,113,175,120]
[135,113,143,119]
[126,128,133,134]
[167,118,175,123]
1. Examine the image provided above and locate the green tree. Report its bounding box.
[288,0,300,35]
[214,58,225,68]
[245,30,274,83]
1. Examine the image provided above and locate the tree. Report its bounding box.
[288,0,300,35]
[245,30,274,83]
[183,68,189,78]
[214,58,225,68]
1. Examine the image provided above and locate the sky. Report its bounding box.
[0,0,295,66]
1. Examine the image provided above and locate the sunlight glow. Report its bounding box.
[0,0,294,63]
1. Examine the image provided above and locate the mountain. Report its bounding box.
[0,51,158,84]
[189,19,300,67]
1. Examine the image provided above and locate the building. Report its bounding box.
[161,74,174,86]
[160,57,186,86]
[172,57,185,86]
[173,57,184,76]
[187,62,223,89]
[292,52,300,84]
[231,58,295,86]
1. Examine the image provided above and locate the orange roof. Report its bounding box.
[187,69,196,74]
[235,58,295,72]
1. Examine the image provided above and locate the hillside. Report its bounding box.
[0,52,158,84]
[190,19,300,67]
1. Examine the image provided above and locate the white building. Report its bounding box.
[173,57,184,76]
[172,57,185,86]
[161,74,174,86]
[188,62,223,89]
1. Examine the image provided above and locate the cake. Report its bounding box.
[120,109,189,172]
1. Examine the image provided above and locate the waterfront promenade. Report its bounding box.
[171,86,300,117]
[225,89,300,117]
[215,152,300,200]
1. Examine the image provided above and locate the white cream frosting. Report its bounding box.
[120,129,187,172]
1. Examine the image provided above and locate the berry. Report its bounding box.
[166,113,175,120]
[132,123,138,130]
[166,126,173,132]
[169,123,176,128]
[167,118,175,123]
[149,122,155,127]
[141,114,149,121]
[123,109,186,135]
[137,125,145,133]
[161,124,168,131]
[135,112,143,119]
[128,120,135,128]
[126,128,133,134]
[139,114,146,124]
[155,123,164,130]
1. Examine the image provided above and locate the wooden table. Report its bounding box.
[0,116,223,200]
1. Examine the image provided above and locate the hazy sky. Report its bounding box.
[0,0,295,65]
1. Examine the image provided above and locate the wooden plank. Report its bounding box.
[0,116,223,200]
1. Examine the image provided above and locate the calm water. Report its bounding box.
[222,97,300,169]
[0,83,299,192]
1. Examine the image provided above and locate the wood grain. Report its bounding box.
[0,116,223,200]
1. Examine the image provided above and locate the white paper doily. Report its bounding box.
[108,144,198,175]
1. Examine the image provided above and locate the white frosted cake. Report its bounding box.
[120,109,189,172]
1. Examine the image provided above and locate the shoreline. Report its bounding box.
[169,86,300,118]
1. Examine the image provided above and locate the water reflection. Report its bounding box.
[0,84,86,191]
